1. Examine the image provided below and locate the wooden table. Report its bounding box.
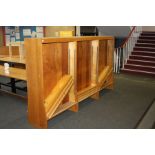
[0,56,26,64]
[0,56,26,93]
[0,65,27,81]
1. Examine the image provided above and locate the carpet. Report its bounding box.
[0,73,155,129]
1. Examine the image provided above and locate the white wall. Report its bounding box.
[97,26,131,37]
[142,26,155,32]
[45,26,75,37]
[0,27,3,46]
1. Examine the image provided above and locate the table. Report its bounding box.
[0,65,27,81]
[0,56,26,93]
[0,56,26,64]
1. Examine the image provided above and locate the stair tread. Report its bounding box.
[140,36,155,39]
[142,31,155,33]
[128,59,155,63]
[141,33,155,35]
[138,39,155,42]
[131,55,155,58]
[122,32,155,77]
[125,64,155,68]
[122,68,155,74]
[140,36,155,37]
[134,46,155,49]
[136,43,155,45]
[132,51,155,53]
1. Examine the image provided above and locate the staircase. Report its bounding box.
[121,31,155,77]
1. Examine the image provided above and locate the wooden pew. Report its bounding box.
[25,36,114,128]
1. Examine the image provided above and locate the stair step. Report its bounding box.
[135,43,155,48]
[139,36,155,40]
[131,51,155,57]
[141,33,155,36]
[129,55,155,61]
[122,31,155,77]
[124,64,155,72]
[142,31,155,34]
[121,68,155,77]
[137,39,155,44]
[127,59,155,66]
[134,47,155,52]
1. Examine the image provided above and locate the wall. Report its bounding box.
[45,26,75,37]
[4,26,44,45]
[142,26,155,32]
[0,27,3,46]
[97,26,131,37]
[76,26,80,36]
[97,26,131,48]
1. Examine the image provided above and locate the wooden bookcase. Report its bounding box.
[25,36,114,128]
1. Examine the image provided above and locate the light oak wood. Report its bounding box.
[77,85,98,102]
[0,65,26,81]
[25,36,114,128]
[77,41,91,92]
[12,46,20,55]
[52,102,78,118]
[25,39,47,128]
[45,75,73,120]
[42,36,114,43]
[0,46,19,56]
[0,55,10,58]
[91,92,99,100]
[98,40,107,74]
[91,40,99,85]
[68,42,79,112]
[0,56,26,64]
[69,103,79,112]
[0,46,9,55]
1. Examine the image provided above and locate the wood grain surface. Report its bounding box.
[0,65,26,80]
[77,41,91,92]
[98,40,107,75]
[42,42,68,99]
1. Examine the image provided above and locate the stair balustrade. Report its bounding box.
[114,26,142,73]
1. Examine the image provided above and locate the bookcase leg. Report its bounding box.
[28,116,48,129]
[91,92,99,100]
[69,103,79,112]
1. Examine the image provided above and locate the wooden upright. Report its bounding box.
[25,36,114,128]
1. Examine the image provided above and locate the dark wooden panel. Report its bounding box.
[99,40,107,75]
[77,41,91,92]
[42,43,68,98]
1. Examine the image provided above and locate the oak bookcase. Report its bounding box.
[25,36,114,128]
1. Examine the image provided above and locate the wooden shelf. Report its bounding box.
[25,36,114,128]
